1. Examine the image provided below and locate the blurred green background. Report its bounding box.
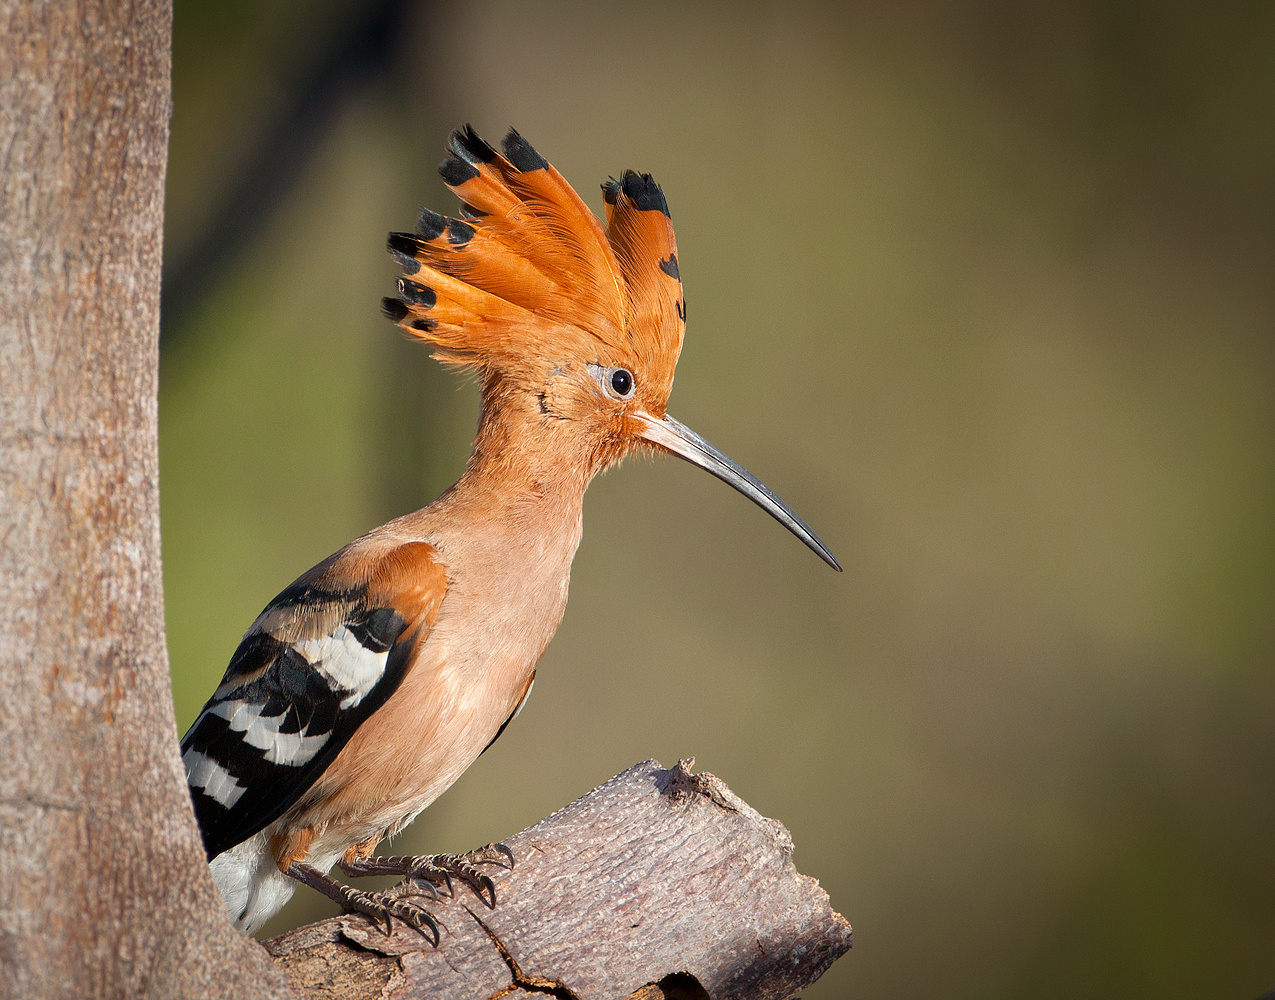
[161,2,1275,996]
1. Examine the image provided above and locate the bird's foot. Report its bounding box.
[339,842,514,908]
[286,861,440,942]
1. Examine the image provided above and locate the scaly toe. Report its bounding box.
[385,876,441,903]
[384,897,440,943]
[342,886,440,943]
[402,852,504,908]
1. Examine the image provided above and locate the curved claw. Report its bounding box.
[453,857,496,906]
[393,900,441,946]
[347,888,440,945]
[394,856,451,897]
[468,842,515,870]
[397,877,440,902]
[491,843,515,870]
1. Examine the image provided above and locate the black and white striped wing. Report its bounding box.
[180,544,443,860]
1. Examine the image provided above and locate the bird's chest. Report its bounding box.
[298,514,581,840]
[433,507,581,686]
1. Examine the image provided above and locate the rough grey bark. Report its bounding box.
[266,760,852,1000]
[0,3,290,997]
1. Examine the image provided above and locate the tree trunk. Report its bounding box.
[0,2,289,996]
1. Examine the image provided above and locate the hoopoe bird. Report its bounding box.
[180,126,840,937]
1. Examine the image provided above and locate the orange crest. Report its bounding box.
[382,127,686,404]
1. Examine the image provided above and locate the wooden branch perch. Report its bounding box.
[265,759,851,999]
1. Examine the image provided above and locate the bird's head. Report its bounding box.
[384,127,839,570]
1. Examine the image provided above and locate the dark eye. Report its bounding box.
[610,368,633,397]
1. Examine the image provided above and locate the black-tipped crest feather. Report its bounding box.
[501,128,548,172]
[415,208,447,240]
[452,124,497,164]
[446,218,475,246]
[387,232,424,273]
[396,279,436,307]
[620,170,670,217]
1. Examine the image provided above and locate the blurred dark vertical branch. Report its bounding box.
[160,0,412,343]
[161,0,467,524]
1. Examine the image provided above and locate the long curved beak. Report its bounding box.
[636,412,842,571]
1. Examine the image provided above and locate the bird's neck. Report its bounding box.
[441,389,594,525]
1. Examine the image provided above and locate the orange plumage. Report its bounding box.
[182,126,837,938]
